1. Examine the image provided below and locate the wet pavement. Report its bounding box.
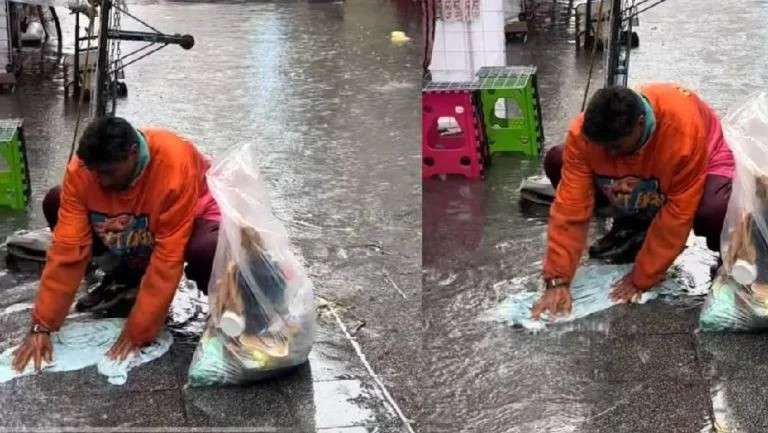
[0,0,421,431]
[423,0,768,432]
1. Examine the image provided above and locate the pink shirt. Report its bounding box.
[195,157,222,222]
[704,106,735,179]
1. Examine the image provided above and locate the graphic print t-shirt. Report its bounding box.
[595,175,665,220]
[90,212,154,271]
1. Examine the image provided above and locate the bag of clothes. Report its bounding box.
[187,144,316,386]
[701,92,768,331]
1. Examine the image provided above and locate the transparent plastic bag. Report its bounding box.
[699,275,768,331]
[187,144,316,386]
[700,92,768,331]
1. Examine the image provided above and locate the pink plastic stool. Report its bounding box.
[422,87,486,180]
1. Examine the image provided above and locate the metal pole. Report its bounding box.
[585,0,592,45]
[73,10,80,97]
[50,7,62,55]
[107,29,194,49]
[605,0,622,87]
[110,68,117,115]
[3,1,11,73]
[95,0,111,118]
[7,0,16,72]
[621,4,633,87]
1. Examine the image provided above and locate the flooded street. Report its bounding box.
[0,0,421,430]
[423,0,768,432]
[5,0,768,430]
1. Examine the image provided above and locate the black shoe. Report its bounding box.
[589,217,651,264]
[83,262,102,287]
[94,286,138,318]
[75,276,138,317]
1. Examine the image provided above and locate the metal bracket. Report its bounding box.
[94,0,194,117]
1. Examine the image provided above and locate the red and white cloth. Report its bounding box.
[437,0,481,21]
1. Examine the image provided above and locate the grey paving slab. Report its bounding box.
[422,327,597,432]
[287,365,404,431]
[591,333,700,382]
[167,339,198,385]
[425,377,712,433]
[587,301,702,336]
[310,379,397,430]
[0,388,186,428]
[308,321,368,382]
[183,363,401,431]
[0,308,32,353]
[436,378,599,433]
[710,379,768,433]
[379,370,422,429]
[581,380,714,433]
[696,332,768,381]
[183,365,312,430]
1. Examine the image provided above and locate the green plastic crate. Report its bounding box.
[0,119,31,210]
[477,66,544,157]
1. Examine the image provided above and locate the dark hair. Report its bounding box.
[582,86,644,143]
[76,117,137,166]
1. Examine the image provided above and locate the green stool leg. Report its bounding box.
[0,122,31,210]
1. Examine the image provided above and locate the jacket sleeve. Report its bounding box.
[542,130,595,284]
[631,130,708,289]
[32,167,93,330]
[124,163,199,345]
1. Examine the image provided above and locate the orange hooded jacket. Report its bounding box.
[32,128,210,345]
[543,83,714,290]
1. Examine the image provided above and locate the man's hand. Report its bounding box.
[106,330,142,362]
[531,286,573,320]
[609,273,646,303]
[12,332,53,373]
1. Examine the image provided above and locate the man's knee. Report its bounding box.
[543,144,564,189]
[42,186,62,230]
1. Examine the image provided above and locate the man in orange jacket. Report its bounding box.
[532,84,735,319]
[12,117,221,372]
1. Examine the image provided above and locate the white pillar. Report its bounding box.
[0,1,10,70]
[430,0,507,82]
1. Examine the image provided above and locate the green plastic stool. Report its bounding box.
[476,66,544,157]
[0,119,31,210]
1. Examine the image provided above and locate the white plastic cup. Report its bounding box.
[732,259,758,285]
[220,310,245,337]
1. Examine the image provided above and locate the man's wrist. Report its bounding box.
[30,323,51,335]
[544,277,569,290]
